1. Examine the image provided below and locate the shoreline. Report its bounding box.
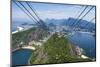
[12,46,35,52]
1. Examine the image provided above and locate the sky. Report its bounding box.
[12,1,96,24]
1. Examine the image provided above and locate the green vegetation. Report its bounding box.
[12,26,92,64]
[30,33,92,64]
[12,28,35,49]
[12,27,48,50]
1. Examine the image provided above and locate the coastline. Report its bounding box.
[12,46,35,52]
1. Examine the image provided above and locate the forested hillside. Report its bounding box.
[30,33,92,64]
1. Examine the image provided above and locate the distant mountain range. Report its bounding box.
[12,17,96,32]
[45,17,95,32]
